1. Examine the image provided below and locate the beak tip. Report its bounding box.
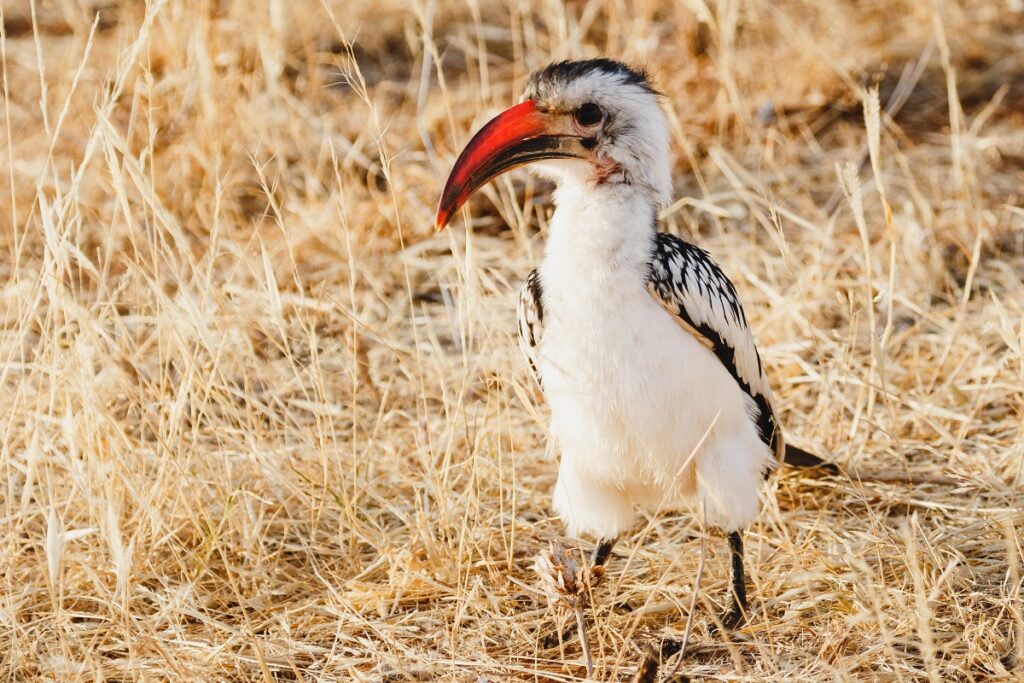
[434,209,449,231]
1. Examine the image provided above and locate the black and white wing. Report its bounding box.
[646,232,782,457]
[517,268,545,387]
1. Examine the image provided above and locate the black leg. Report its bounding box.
[722,530,747,629]
[592,538,616,567]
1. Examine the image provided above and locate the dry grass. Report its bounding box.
[1,0,1023,680]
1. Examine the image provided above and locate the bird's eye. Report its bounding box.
[573,103,603,127]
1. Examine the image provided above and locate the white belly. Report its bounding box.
[537,271,769,536]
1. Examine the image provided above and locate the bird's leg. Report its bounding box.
[592,538,616,567]
[721,530,747,629]
[593,537,635,612]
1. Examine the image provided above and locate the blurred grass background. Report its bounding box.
[1,0,1022,679]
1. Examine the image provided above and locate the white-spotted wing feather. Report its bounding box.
[645,232,780,455]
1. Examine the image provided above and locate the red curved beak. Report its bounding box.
[435,100,586,230]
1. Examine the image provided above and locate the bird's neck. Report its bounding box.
[543,182,657,281]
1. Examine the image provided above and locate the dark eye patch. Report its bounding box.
[574,102,603,127]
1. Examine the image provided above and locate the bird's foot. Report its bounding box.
[721,605,745,630]
[659,638,683,659]
[541,623,577,649]
[651,639,692,682]
[708,606,745,636]
[540,602,630,648]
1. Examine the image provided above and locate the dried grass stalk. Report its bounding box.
[533,542,605,677]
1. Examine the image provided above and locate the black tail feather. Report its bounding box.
[781,444,840,475]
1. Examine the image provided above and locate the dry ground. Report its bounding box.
[1,0,1023,680]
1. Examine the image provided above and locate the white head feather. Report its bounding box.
[524,60,673,208]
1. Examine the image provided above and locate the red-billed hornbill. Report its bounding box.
[436,59,834,629]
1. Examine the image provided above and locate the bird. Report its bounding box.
[435,58,835,629]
